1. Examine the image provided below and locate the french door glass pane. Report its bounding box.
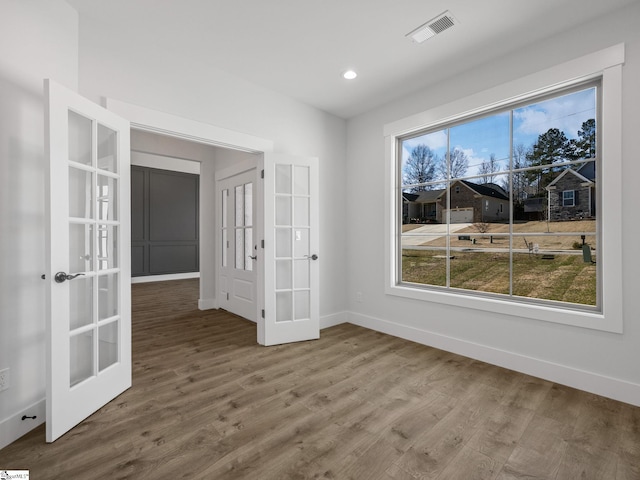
[235,229,244,269]
[294,197,309,226]
[276,260,292,289]
[69,167,93,219]
[69,223,93,273]
[70,330,93,387]
[98,273,119,321]
[244,182,253,226]
[97,225,118,270]
[275,164,292,194]
[222,189,228,267]
[97,124,117,173]
[295,290,310,320]
[294,259,309,289]
[70,277,93,330]
[293,166,309,195]
[68,110,92,166]
[222,229,228,267]
[293,228,310,258]
[276,291,293,322]
[276,228,291,258]
[97,175,118,221]
[245,227,253,272]
[276,196,291,225]
[98,320,119,371]
[222,189,228,226]
[235,185,244,226]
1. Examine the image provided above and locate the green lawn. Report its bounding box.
[402,249,597,306]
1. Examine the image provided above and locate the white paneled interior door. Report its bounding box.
[217,166,259,321]
[45,79,131,442]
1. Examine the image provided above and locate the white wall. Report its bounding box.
[77,16,349,322]
[346,2,640,406]
[0,0,79,448]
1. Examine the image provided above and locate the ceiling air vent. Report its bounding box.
[406,11,458,44]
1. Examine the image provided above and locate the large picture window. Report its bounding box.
[398,82,599,310]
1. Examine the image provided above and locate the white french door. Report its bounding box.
[44,79,131,442]
[217,166,259,321]
[259,153,319,346]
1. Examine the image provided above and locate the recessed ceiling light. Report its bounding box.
[343,70,358,80]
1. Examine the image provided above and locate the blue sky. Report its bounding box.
[401,87,596,182]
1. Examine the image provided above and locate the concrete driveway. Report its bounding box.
[402,223,472,246]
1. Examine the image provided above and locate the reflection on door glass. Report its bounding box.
[98,320,119,371]
[97,124,117,173]
[68,110,92,166]
[70,330,93,387]
[235,229,244,270]
[69,277,93,330]
[98,273,119,321]
[69,223,93,273]
[97,175,118,221]
[69,167,93,219]
[97,225,118,270]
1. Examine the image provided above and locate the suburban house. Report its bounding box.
[403,180,510,224]
[546,162,596,221]
[1,0,639,476]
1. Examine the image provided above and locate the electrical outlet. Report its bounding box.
[0,368,9,392]
[356,291,363,303]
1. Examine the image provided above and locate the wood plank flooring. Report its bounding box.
[1,278,638,479]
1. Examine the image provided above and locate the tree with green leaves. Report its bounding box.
[568,119,596,159]
[525,128,572,194]
[403,144,440,191]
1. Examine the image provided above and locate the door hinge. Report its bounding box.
[261,169,264,179]
[261,309,265,318]
[226,292,229,301]
[261,239,264,249]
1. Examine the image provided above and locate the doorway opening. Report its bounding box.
[129,128,261,324]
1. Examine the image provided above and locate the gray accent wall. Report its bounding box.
[131,166,199,276]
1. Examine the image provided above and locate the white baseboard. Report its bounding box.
[321,311,348,330]
[0,399,45,451]
[131,272,199,284]
[198,298,218,310]
[348,311,640,407]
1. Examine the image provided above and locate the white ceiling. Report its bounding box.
[65,0,638,119]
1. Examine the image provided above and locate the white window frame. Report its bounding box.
[384,44,624,333]
[563,190,576,207]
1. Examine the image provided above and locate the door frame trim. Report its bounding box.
[106,99,274,154]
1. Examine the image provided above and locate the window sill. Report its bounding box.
[386,283,620,333]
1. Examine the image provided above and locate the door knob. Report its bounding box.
[248,255,258,260]
[54,272,85,283]
[306,254,318,261]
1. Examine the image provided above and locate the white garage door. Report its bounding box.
[450,208,473,223]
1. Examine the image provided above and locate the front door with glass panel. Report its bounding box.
[259,154,319,346]
[45,80,131,442]
[218,168,258,321]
